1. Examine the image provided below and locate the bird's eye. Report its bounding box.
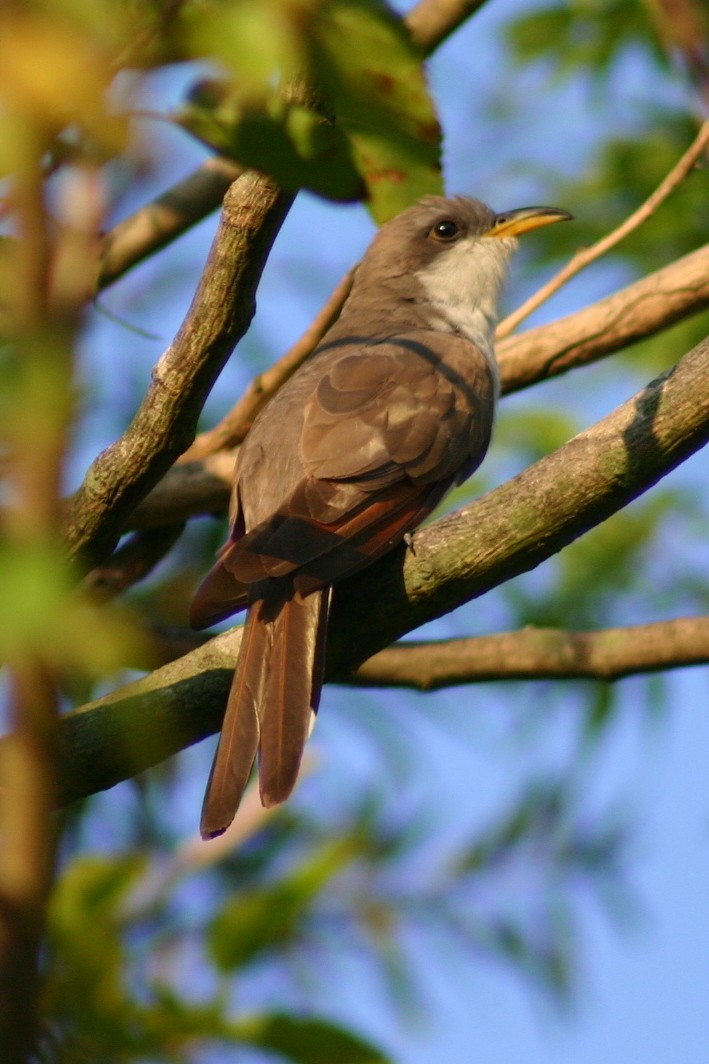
[429,218,460,242]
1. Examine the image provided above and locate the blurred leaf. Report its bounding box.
[313,0,442,219]
[645,0,709,94]
[506,0,664,81]
[208,834,360,970]
[0,540,146,678]
[180,77,365,202]
[527,113,709,275]
[178,0,442,217]
[186,0,313,99]
[583,682,617,740]
[44,854,144,1036]
[0,9,127,164]
[235,1013,392,1064]
[495,407,580,463]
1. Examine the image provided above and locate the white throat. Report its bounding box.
[415,235,516,381]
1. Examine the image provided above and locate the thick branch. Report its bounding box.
[327,336,709,665]
[353,617,709,688]
[64,173,294,568]
[53,336,709,804]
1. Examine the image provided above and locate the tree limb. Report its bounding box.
[117,614,709,685]
[406,0,490,51]
[98,157,243,290]
[53,335,709,805]
[352,617,709,688]
[498,241,709,393]
[80,524,186,602]
[64,173,295,569]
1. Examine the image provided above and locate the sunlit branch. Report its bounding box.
[351,617,709,688]
[112,613,709,686]
[498,241,709,392]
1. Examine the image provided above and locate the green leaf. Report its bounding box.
[0,539,145,678]
[505,1,664,80]
[235,1013,392,1064]
[312,0,442,219]
[178,0,442,218]
[208,835,360,970]
[44,855,145,1034]
[186,0,312,99]
[179,79,365,202]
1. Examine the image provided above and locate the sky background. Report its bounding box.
[75,0,709,1061]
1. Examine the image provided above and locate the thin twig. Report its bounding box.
[497,117,709,338]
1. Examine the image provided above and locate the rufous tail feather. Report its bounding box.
[259,589,329,807]
[200,600,270,839]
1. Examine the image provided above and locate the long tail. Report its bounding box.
[200,588,329,839]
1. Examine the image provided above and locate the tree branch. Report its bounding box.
[406,0,490,51]
[80,524,185,602]
[352,617,709,688]
[52,335,709,805]
[113,613,709,685]
[64,173,295,569]
[498,241,709,394]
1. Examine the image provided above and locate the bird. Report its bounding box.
[191,194,572,839]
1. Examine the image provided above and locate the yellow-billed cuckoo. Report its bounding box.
[191,195,571,838]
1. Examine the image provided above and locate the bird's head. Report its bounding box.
[357,195,571,346]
